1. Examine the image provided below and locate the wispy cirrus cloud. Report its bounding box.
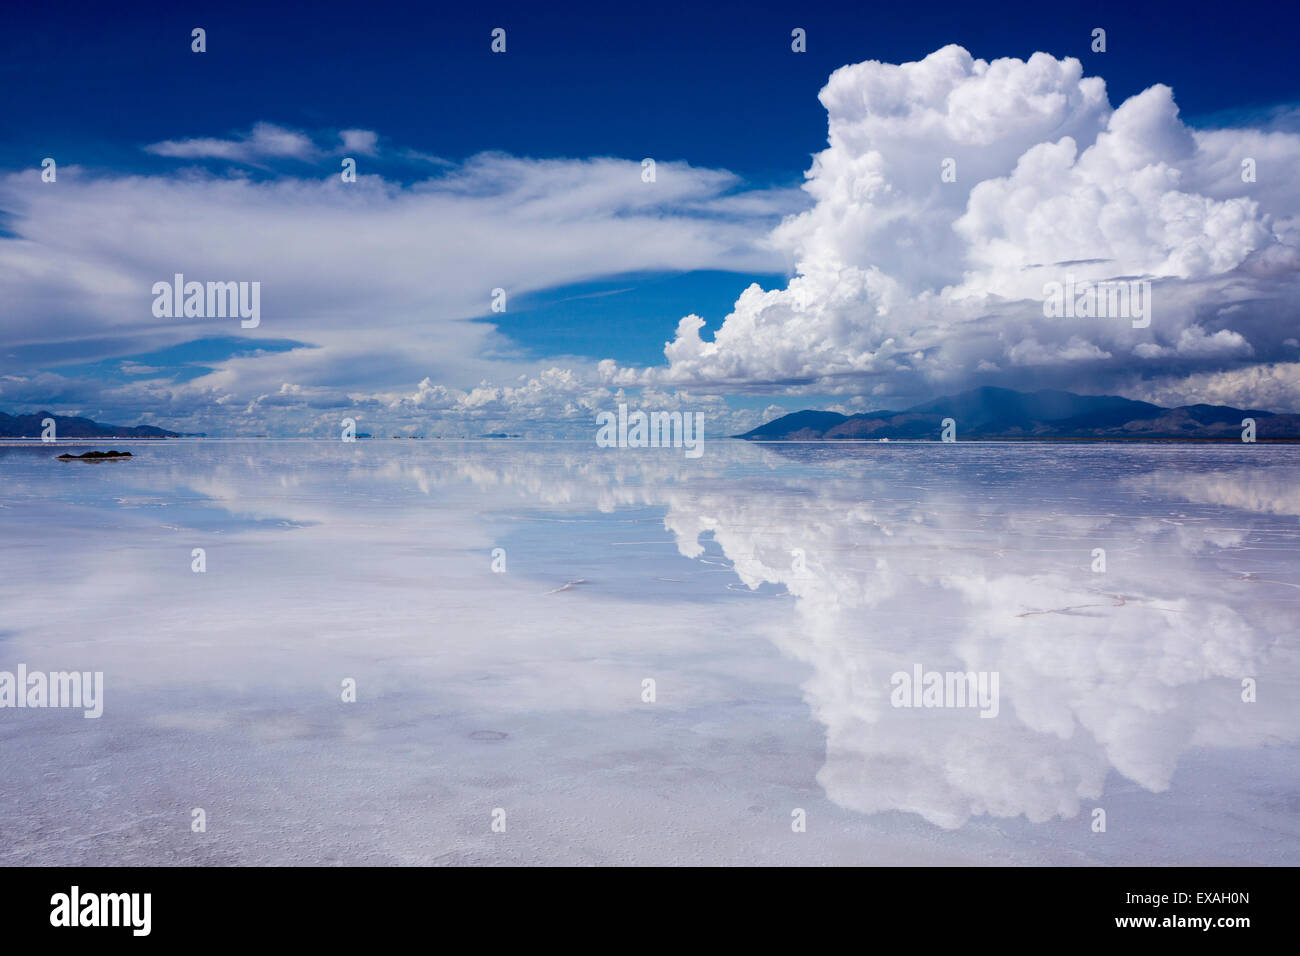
[144,121,323,163]
[0,143,801,434]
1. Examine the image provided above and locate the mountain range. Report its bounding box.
[0,410,185,439]
[735,387,1300,441]
[6,390,1297,441]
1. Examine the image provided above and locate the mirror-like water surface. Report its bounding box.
[1,440,1297,864]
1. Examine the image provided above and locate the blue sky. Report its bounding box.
[2,0,1300,435]
[6,0,1298,178]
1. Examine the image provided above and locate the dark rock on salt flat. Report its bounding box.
[56,450,133,461]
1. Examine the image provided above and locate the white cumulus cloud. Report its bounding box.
[606,45,1300,410]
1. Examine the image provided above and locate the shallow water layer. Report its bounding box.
[0,440,1297,865]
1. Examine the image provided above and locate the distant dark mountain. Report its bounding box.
[738,410,849,440]
[0,409,185,439]
[735,387,1300,441]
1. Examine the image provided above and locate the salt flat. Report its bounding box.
[0,440,1296,865]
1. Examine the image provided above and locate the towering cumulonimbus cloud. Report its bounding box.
[606,45,1300,409]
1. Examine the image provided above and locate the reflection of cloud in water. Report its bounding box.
[354,443,1299,831]
[3,441,1296,843]
[653,448,1299,829]
[1129,465,1300,517]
